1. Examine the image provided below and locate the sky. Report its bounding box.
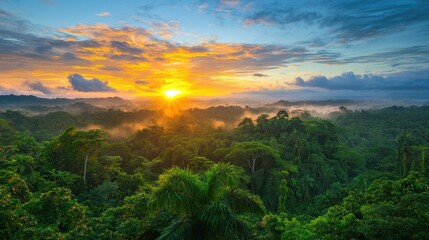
[0,0,429,100]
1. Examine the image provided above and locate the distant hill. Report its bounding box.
[267,99,356,107]
[0,95,130,107]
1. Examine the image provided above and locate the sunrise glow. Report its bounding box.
[0,1,427,100]
[164,90,182,99]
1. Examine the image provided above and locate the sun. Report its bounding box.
[164,89,182,99]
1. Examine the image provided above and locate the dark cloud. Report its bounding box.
[23,81,52,94]
[60,53,90,65]
[135,80,149,85]
[291,69,429,90]
[323,0,429,42]
[110,41,143,54]
[245,0,429,42]
[310,45,429,69]
[0,29,54,60]
[345,45,429,67]
[68,74,117,92]
[100,66,123,71]
[109,54,148,62]
[0,8,342,75]
[188,44,343,76]
[186,46,210,53]
[253,73,269,77]
[0,9,94,67]
[244,7,322,26]
[35,45,53,53]
[76,40,101,48]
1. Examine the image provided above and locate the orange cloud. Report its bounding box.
[0,11,316,98]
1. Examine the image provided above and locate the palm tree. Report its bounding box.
[149,163,266,240]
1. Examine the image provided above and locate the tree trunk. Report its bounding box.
[83,152,89,183]
[252,157,256,173]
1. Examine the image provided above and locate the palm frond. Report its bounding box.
[199,201,238,237]
[224,188,266,215]
[206,163,245,201]
[156,218,194,240]
[149,167,203,216]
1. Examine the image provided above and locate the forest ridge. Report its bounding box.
[1,102,429,239]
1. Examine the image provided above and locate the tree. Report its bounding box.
[149,163,265,239]
[75,129,108,183]
[0,170,31,203]
[308,172,429,240]
[187,156,214,172]
[225,141,284,196]
[334,146,365,179]
[237,117,254,133]
[45,128,108,184]
[6,154,35,175]
[225,141,281,174]
[275,110,289,120]
[16,187,88,239]
[0,185,22,239]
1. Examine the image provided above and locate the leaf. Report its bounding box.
[224,188,266,215]
[149,168,203,216]
[156,218,194,240]
[205,163,245,201]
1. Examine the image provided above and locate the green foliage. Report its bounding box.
[308,172,429,240]
[22,187,88,232]
[149,164,265,239]
[0,170,31,202]
[44,127,108,185]
[1,105,429,239]
[0,185,21,239]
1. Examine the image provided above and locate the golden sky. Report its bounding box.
[1,1,429,101]
[1,21,295,99]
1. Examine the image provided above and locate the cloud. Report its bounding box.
[23,81,52,94]
[304,44,429,69]
[99,66,123,71]
[3,7,426,98]
[193,0,253,23]
[147,20,180,39]
[0,9,358,98]
[135,80,149,85]
[322,0,429,43]
[221,0,240,6]
[110,41,143,54]
[253,73,269,77]
[109,54,148,61]
[244,7,321,26]
[197,2,209,13]
[56,23,344,95]
[291,69,429,91]
[231,88,429,101]
[344,45,429,68]
[245,0,429,42]
[0,9,95,70]
[68,74,117,92]
[96,12,111,17]
[136,1,173,20]
[0,9,346,96]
